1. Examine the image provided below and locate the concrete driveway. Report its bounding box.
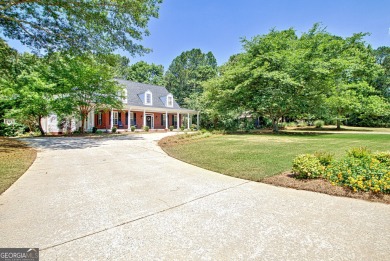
[0,133,389,260]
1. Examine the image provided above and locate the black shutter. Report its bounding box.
[134,113,136,125]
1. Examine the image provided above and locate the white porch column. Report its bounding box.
[187,113,190,129]
[91,109,95,130]
[165,111,168,129]
[127,109,131,130]
[110,109,113,130]
[197,112,200,130]
[143,110,146,128]
[177,112,180,129]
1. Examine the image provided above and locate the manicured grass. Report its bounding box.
[285,125,390,133]
[0,138,36,194]
[160,133,390,182]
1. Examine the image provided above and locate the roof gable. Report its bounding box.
[116,79,181,109]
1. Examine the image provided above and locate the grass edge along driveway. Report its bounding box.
[0,138,37,194]
[159,132,390,182]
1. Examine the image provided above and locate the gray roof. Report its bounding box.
[116,79,182,109]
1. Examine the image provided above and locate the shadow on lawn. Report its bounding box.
[17,135,145,151]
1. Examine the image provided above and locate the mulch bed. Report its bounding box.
[262,172,390,204]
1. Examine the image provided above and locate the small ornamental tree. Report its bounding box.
[49,53,124,133]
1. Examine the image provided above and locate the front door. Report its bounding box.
[146,115,152,129]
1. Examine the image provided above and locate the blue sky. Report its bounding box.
[6,0,390,69]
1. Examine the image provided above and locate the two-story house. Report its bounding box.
[41,79,199,134]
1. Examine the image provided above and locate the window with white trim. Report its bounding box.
[98,112,102,125]
[113,111,118,125]
[167,94,173,107]
[145,90,152,105]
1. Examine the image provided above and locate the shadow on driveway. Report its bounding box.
[18,135,145,151]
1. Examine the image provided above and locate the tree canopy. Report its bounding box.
[123,61,165,85]
[202,24,389,131]
[0,0,162,54]
[165,48,218,106]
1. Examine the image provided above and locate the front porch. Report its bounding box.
[90,107,199,131]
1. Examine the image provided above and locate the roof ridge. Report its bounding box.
[116,79,166,89]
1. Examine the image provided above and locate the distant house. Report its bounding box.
[42,79,199,134]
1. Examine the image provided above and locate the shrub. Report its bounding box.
[373,151,390,166]
[0,123,26,137]
[314,151,334,166]
[277,122,287,129]
[131,126,136,132]
[96,130,103,134]
[180,125,185,131]
[314,120,324,128]
[112,126,117,133]
[287,122,297,127]
[169,125,174,131]
[325,156,390,193]
[190,124,197,131]
[143,126,149,132]
[292,148,390,194]
[92,127,97,133]
[292,154,324,179]
[297,121,308,127]
[211,130,226,135]
[347,147,371,159]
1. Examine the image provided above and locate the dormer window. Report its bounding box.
[145,90,152,105]
[122,89,127,103]
[167,94,173,107]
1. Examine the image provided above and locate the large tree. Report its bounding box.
[203,25,387,132]
[5,53,53,135]
[374,46,390,98]
[48,53,124,133]
[165,48,218,106]
[123,61,165,85]
[0,0,162,54]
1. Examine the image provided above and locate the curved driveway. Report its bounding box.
[0,133,389,260]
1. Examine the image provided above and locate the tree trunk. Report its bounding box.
[38,115,45,136]
[80,113,86,133]
[336,119,341,130]
[272,118,279,133]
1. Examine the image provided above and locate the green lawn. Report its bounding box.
[0,138,36,194]
[161,133,390,181]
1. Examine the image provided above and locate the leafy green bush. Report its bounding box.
[287,122,297,127]
[169,125,174,131]
[112,126,117,133]
[277,122,287,129]
[292,147,390,194]
[131,126,136,132]
[297,121,307,127]
[0,123,26,137]
[292,154,324,179]
[96,130,103,134]
[314,120,324,128]
[314,151,334,166]
[190,124,197,131]
[347,147,371,159]
[325,156,390,193]
[143,126,149,132]
[180,125,185,131]
[373,151,390,166]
